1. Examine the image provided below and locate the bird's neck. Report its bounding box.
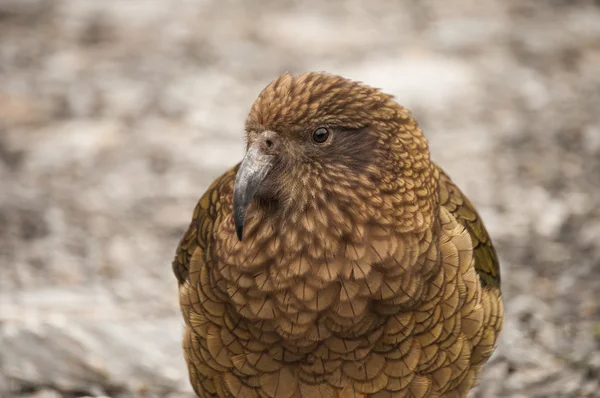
[212,205,442,343]
[218,198,440,293]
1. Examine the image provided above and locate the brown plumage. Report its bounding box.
[173,72,503,398]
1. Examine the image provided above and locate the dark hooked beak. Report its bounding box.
[233,145,274,241]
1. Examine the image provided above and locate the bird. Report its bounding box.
[172,72,503,398]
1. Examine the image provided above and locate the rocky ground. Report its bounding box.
[1,0,599,397]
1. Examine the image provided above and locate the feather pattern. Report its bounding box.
[172,72,503,397]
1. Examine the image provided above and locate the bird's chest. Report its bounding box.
[211,214,439,332]
[187,216,485,397]
[190,247,477,398]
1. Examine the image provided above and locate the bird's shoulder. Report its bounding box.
[172,164,239,285]
[436,165,501,289]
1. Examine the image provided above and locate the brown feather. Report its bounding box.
[172,72,503,397]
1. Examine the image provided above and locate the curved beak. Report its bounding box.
[233,145,274,241]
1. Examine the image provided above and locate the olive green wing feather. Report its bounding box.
[438,167,501,289]
[172,165,239,285]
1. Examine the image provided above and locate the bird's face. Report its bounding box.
[233,72,432,241]
[233,120,379,241]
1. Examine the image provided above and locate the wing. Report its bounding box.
[437,166,501,289]
[172,165,239,285]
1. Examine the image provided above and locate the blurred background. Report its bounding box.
[1,0,599,397]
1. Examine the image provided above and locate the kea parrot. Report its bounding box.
[172,72,503,398]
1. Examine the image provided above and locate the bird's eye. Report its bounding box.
[312,127,330,144]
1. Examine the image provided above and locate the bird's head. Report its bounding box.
[233,72,437,242]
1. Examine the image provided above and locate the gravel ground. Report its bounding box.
[1,0,599,397]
